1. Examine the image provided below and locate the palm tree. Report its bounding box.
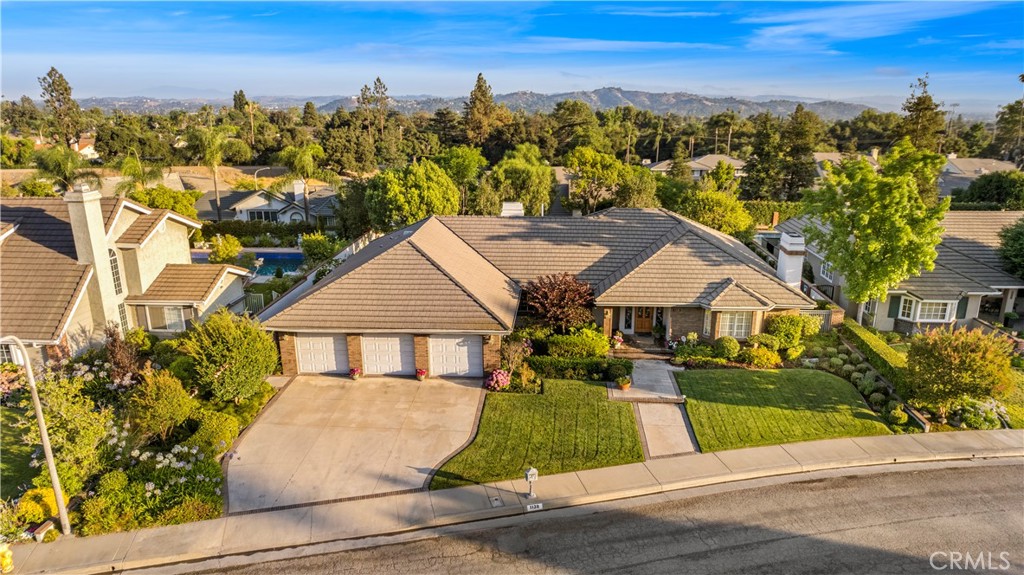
[274,143,339,222]
[186,125,251,220]
[34,145,101,193]
[114,147,163,198]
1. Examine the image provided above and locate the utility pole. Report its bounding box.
[727,125,733,156]
[714,128,719,154]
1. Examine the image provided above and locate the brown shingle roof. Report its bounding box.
[116,209,201,248]
[125,264,247,304]
[1,199,94,342]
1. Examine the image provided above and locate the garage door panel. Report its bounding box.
[362,335,415,375]
[296,334,348,374]
[429,335,483,377]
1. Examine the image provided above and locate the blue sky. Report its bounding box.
[1,1,1021,114]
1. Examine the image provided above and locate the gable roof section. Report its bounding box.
[116,209,202,248]
[698,278,775,309]
[264,218,519,333]
[0,198,94,342]
[125,264,248,305]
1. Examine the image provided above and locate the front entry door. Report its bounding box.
[634,307,654,333]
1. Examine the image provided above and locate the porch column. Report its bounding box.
[1001,289,1017,316]
[600,307,613,337]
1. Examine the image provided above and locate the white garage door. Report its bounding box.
[296,334,349,374]
[429,335,484,377]
[362,335,416,375]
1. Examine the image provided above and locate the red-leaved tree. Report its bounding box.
[525,273,595,333]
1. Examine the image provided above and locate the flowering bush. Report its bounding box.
[416,368,427,379]
[954,398,1005,430]
[610,332,624,348]
[0,363,23,405]
[501,336,533,373]
[484,369,511,392]
[349,367,362,379]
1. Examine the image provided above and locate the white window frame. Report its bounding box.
[145,305,187,332]
[820,261,834,283]
[109,249,123,295]
[0,344,14,364]
[702,310,712,336]
[164,306,186,332]
[247,209,279,222]
[899,298,916,321]
[719,311,753,339]
[118,303,131,333]
[917,301,951,322]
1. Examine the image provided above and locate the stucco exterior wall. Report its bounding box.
[64,288,101,353]
[198,274,246,321]
[123,223,192,295]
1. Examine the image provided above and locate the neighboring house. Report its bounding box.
[195,180,338,226]
[98,173,186,197]
[73,137,99,161]
[0,187,248,366]
[939,154,1019,198]
[262,208,814,378]
[812,151,880,180]
[646,154,746,181]
[761,211,1024,335]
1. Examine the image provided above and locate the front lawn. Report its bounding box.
[676,368,891,452]
[1,405,37,500]
[431,379,643,490]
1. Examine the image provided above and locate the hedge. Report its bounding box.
[546,331,610,358]
[842,319,907,395]
[741,200,804,227]
[526,356,633,381]
[201,220,319,245]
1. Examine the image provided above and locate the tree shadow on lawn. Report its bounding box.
[675,369,883,418]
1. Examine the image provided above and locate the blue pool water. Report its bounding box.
[192,251,305,276]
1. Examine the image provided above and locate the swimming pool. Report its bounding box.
[192,251,306,276]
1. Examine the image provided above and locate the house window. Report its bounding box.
[108,249,123,295]
[899,298,916,320]
[0,344,14,364]
[624,306,633,330]
[820,261,834,283]
[318,216,337,228]
[719,311,753,339]
[149,306,187,332]
[702,310,711,336]
[918,302,950,322]
[118,303,130,333]
[248,210,278,222]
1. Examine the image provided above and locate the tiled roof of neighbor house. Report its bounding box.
[689,154,746,171]
[1,198,95,342]
[194,189,252,221]
[264,218,520,333]
[779,211,1024,299]
[125,264,248,304]
[116,209,201,248]
[646,160,673,172]
[945,157,1018,176]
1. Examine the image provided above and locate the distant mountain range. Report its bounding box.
[72,87,875,121]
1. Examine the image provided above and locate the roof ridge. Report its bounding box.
[593,220,690,296]
[407,235,513,330]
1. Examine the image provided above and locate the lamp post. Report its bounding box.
[0,336,71,536]
[253,167,272,189]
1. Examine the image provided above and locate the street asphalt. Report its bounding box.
[205,462,1024,575]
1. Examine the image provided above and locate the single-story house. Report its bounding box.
[647,154,746,181]
[762,211,1024,334]
[262,208,815,377]
[812,151,880,179]
[195,180,338,226]
[1,187,248,366]
[939,155,1019,198]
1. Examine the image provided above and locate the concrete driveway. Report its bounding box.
[226,375,483,513]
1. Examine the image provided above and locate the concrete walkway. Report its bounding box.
[14,429,1021,575]
[610,360,697,457]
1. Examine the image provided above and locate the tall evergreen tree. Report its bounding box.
[781,104,825,199]
[233,89,249,113]
[38,67,83,147]
[301,102,321,128]
[464,73,500,145]
[741,113,785,200]
[899,75,946,153]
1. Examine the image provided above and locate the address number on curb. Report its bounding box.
[526,503,544,512]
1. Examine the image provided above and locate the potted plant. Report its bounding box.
[611,331,624,349]
[415,368,427,381]
[616,376,631,390]
[349,367,362,380]
[652,322,666,345]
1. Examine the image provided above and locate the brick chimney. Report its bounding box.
[775,232,805,289]
[64,184,120,329]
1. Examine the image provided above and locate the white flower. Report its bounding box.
[83,373,95,381]
[131,449,140,458]
[179,477,186,484]
[214,488,221,495]
[154,489,161,496]
[145,482,155,491]
[104,362,111,369]
[99,371,107,378]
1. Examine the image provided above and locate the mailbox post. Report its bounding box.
[525,467,538,499]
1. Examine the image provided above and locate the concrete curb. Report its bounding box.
[11,429,1024,575]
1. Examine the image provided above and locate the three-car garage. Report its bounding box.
[292,333,485,378]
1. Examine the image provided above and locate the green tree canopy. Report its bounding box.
[781,104,826,199]
[274,142,338,221]
[675,189,754,239]
[955,171,1024,208]
[614,166,660,208]
[39,67,83,147]
[998,217,1024,278]
[301,231,341,266]
[365,159,460,230]
[433,145,488,213]
[115,147,163,197]
[489,144,555,215]
[34,145,101,192]
[208,234,243,264]
[741,113,785,200]
[564,146,623,213]
[186,125,251,220]
[880,137,946,206]
[801,155,948,310]
[128,185,203,219]
[898,76,946,153]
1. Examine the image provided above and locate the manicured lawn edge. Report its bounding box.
[842,319,907,393]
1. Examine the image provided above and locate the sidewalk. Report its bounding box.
[11,429,1023,575]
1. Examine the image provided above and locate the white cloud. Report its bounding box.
[604,9,720,18]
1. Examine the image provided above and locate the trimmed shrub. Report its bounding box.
[842,319,907,393]
[808,346,823,358]
[783,345,805,361]
[546,329,610,358]
[184,410,240,458]
[714,336,741,360]
[868,392,887,407]
[829,357,845,369]
[841,364,856,377]
[526,356,633,381]
[684,356,730,369]
[824,347,838,357]
[747,334,781,352]
[887,407,909,425]
[862,371,877,384]
[180,310,278,402]
[742,200,804,227]
[128,370,198,442]
[155,496,222,526]
[763,314,820,348]
[850,372,864,383]
[856,362,872,372]
[675,343,716,360]
[735,347,782,369]
[15,488,68,525]
[836,353,849,362]
[606,362,629,381]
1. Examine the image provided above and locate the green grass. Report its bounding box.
[675,368,892,452]
[1,405,37,500]
[431,380,643,490]
[1003,370,1024,430]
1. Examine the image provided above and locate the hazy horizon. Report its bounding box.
[2,1,1022,116]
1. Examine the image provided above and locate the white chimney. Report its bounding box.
[946,152,957,160]
[65,184,120,329]
[869,147,879,161]
[775,232,805,288]
[292,179,305,204]
[500,202,525,217]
